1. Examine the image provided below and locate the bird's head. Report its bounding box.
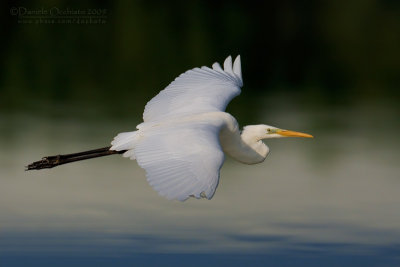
[242,125,313,140]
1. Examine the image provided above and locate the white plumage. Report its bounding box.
[142,56,242,123]
[111,55,313,201]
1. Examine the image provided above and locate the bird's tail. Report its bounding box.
[110,130,140,160]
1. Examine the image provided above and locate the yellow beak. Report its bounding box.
[276,129,314,138]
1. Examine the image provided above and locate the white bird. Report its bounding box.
[27,55,313,201]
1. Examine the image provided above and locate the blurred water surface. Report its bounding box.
[0,96,399,266]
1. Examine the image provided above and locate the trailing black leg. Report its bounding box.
[25,146,127,171]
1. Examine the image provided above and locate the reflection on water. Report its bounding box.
[1,99,400,266]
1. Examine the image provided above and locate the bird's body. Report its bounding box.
[27,55,312,201]
[114,111,269,163]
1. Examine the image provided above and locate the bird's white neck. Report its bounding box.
[218,114,270,165]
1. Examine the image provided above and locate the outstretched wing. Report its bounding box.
[131,121,225,201]
[143,55,243,122]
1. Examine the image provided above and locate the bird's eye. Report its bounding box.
[267,128,271,133]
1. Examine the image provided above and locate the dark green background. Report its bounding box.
[2,0,399,122]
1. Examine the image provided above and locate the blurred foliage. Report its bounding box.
[0,0,399,122]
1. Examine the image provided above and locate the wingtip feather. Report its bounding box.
[233,55,242,82]
[212,62,223,72]
[223,56,234,76]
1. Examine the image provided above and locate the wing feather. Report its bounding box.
[143,55,243,122]
[212,62,224,72]
[132,122,225,201]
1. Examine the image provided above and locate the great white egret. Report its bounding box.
[27,55,313,201]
